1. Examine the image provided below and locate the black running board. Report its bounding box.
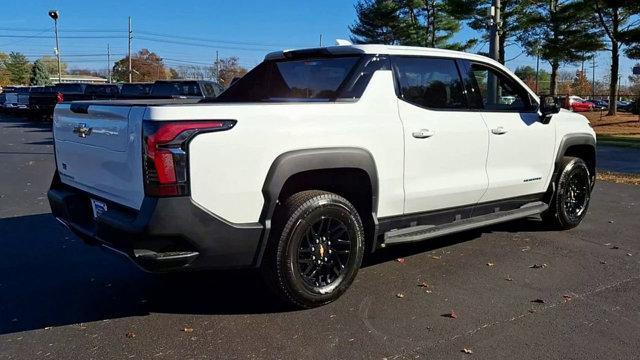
[383,202,548,245]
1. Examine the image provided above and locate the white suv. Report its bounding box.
[48,44,596,308]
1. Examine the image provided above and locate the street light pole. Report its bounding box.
[48,10,62,83]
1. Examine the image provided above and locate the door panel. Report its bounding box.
[400,101,490,213]
[465,62,556,202]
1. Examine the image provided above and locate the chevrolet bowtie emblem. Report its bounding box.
[73,123,92,138]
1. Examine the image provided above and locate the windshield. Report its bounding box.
[150,82,202,96]
[215,56,361,102]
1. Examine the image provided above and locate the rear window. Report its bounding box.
[216,56,361,102]
[120,83,152,96]
[56,83,86,93]
[150,82,202,97]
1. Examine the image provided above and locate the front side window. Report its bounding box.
[215,56,361,102]
[468,63,536,112]
[393,57,467,110]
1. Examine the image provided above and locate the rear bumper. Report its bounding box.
[48,175,264,272]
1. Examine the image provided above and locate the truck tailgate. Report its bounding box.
[53,104,146,209]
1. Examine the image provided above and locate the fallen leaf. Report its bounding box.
[521,246,531,252]
[562,294,573,301]
[462,348,474,354]
[487,262,495,267]
[604,243,611,246]
[599,260,607,264]
[529,263,547,269]
[505,276,513,281]
[126,332,136,338]
[431,255,441,260]
[396,258,405,264]
[417,282,429,288]
[425,290,433,294]
[611,246,620,250]
[608,220,615,224]
[183,327,194,333]
[531,298,545,304]
[396,293,405,299]
[44,326,52,330]
[444,309,458,319]
[627,253,633,257]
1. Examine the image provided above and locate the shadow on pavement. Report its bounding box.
[0,211,545,335]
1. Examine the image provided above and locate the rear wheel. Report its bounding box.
[262,190,365,308]
[542,157,592,229]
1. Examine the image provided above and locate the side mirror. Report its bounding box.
[539,95,560,124]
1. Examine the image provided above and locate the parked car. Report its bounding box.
[568,96,594,112]
[48,44,596,308]
[149,80,223,99]
[586,99,608,110]
[617,101,634,112]
[2,87,30,111]
[29,83,121,119]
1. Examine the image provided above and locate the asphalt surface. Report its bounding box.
[597,145,640,174]
[1,114,639,359]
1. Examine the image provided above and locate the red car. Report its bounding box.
[568,96,594,112]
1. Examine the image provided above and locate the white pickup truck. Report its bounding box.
[49,44,596,308]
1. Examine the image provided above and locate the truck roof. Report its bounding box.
[265,44,502,67]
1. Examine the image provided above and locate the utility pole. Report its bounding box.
[107,44,112,83]
[319,34,323,47]
[488,0,500,104]
[48,10,62,83]
[128,16,132,83]
[591,57,596,98]
[535,42,540,94]
[215,51,219,83]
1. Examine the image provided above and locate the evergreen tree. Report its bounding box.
[2,52,31,85]
[593,0,640,114]
[448,0,529,63]
[350,0,474,50]
[517,0,603,95]
[29,59,52,86]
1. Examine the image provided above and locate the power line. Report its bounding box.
[0,34,127,39]
[136,36,275,52]
[137,30,305,48]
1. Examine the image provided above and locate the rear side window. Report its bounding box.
[216,56,361,102]
[57,83,86,93]
[467,63,536,112]
[393,57,466,110]
[151,82,202,97]
[120,84,151,96]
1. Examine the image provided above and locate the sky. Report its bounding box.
[1,0,638,86]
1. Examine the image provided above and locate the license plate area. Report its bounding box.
[90,199,108,219]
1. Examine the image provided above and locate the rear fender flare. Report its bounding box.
[254,147,379,264]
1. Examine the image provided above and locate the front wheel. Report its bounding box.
[262,190,365,308]
[542,157,592,229]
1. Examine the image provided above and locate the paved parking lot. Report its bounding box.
[1,114,639,359]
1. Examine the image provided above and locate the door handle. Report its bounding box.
[491,126,508,135]
[412,129,435,139]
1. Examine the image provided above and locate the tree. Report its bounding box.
[2,52,31,85]
[214,57,248,87]
[29,59,52,86]
[448,0,529,63]
[517,0,603,95]
[350,0,474,50]
[112,49,168,82]
[0,52,10,86]
[572,70,592,96]
[514,65,551,94]
[39,56,67,76]
[593,0,640,114]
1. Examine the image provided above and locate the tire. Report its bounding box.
[262,190,365,308]
[542,157,592,230]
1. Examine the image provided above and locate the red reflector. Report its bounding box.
[56,93,64,103]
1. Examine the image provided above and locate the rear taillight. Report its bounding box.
[142,120,236,197]
[56,92,64,103]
